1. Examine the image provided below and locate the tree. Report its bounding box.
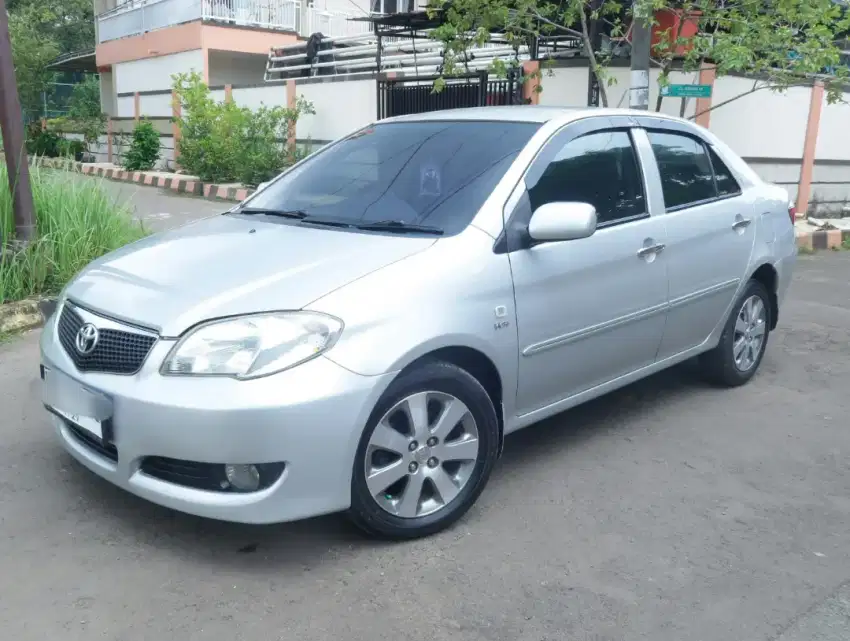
[428,0,850,113]
[7,0,95,116]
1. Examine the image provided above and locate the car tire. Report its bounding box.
[348,360,499,539]
[699,278,772,387]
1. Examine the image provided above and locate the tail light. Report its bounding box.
[788,202,796,224]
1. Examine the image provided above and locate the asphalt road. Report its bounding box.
[1,181,849,640]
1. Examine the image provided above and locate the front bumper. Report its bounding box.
[39,307,394,524]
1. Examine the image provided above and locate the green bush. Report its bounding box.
[172,71,314,185]
[123,120,161,171]
[25,124,62,157]
[56,138,86,160]
[0,163,148,304]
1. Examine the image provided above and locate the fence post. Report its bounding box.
[172,89,181,166]
[795,80,825,218]
[694,63,716,128]
[225,84,233,103]
[40,117,47,131]
[522,61,541,105]
[134,92,140,124]
[107,117,113,164]
[286,79,296,151]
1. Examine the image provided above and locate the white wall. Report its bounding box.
[139,93,173,118]
[297,79,376,141]
[115,50,205,94]
[709,77,811,161]
[816,96,850,162]
[231,85,288,110]
[208,51,268,86]
[538,65,696,118]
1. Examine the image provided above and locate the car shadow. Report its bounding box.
[59,358,717,570]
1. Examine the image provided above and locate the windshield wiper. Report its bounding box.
[236,207,309,219]
[354,220,444,235]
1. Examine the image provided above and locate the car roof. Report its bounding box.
[381,106,691,126]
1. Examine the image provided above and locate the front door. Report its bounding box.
[508,126,670,417]
[638,129,757,359]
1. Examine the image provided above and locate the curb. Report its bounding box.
[795,227,850,251]
[0,298,57,334]
[37,158,255,203]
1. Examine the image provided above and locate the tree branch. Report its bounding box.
[577,3,609,106]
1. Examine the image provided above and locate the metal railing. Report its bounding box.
[98,0,369,42]
[98,0,202,43]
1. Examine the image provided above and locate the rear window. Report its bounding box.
[249,120,540,236]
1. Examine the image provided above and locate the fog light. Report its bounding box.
[224,464,261,492]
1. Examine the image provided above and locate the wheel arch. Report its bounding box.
[750,262,779,330]
[394,346,506,457]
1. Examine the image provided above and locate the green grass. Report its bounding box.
[1,163,148,305]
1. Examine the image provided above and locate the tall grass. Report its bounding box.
[0,163,148,304]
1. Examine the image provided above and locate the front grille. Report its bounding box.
[65,422,118,462]
[140,457,285,493]
[57,304,157,375]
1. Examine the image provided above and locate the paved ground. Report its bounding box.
[73,172,227,232]
[1,181,850,640]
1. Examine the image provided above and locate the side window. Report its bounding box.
[647,132,716,209]
[526,130,646,226]
[708,147,741,197]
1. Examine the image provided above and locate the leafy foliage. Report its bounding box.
[172,72,315,185]
[8,0,95,115]
[25,124,62,157]
[68,76,103,120]
[123,121,162,171]
[428,0,850,111]
[1,162,147,304]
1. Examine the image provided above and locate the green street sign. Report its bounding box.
[660,84,712,98]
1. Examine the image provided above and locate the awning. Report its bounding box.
[46,49,98,73]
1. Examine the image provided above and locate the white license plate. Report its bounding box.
[42,366,111,441]
[50,407,102,439]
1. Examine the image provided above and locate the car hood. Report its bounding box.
[64,214,436,336]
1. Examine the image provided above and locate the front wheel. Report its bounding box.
[699,279,771,387]
[348,361,499,539]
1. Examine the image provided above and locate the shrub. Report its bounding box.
[56,138,86,161]
[172,71,314,185]
[25,124,61,157]
[123,120,161,171]
[0,163,148,304]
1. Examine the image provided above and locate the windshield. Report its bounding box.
[245,120,541,236]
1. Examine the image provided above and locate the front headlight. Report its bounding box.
[161,312,343,379]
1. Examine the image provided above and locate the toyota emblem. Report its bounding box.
[75,323,100,355]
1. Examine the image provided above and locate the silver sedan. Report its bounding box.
[40,106,797,539]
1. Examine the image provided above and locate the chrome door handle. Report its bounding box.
[732,218,752,230]
[637,243,665,258]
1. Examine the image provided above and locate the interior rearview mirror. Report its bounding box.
[528,202,597,242]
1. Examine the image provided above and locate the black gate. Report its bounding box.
[377,71,523,120]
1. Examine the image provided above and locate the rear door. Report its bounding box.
[633,125,757,360]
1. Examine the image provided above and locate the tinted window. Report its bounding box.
[708,147,741,197]
[527,130,645,225]
[248,121,539,236]
[647,132,716,209]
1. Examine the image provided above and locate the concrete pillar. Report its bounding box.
[134,92,140,123]
[286,79,296,151]
[694,63,716,128]
[795,81,825,218]
[522,60,540,105]
[172,89,182,165]
[107,118,113,164]
[225,84,233,103]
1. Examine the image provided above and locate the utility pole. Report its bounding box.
[0,0,37,247]
[586,0,602,107]
[629,0,651,110]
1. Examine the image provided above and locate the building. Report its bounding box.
[93,0,425,117]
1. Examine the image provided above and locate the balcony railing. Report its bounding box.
[97,0,372,43]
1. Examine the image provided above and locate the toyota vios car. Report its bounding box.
[40,107,796,539]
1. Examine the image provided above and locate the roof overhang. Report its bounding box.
[46,49,98,73]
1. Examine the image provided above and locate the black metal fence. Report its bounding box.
[377,71,523,120]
